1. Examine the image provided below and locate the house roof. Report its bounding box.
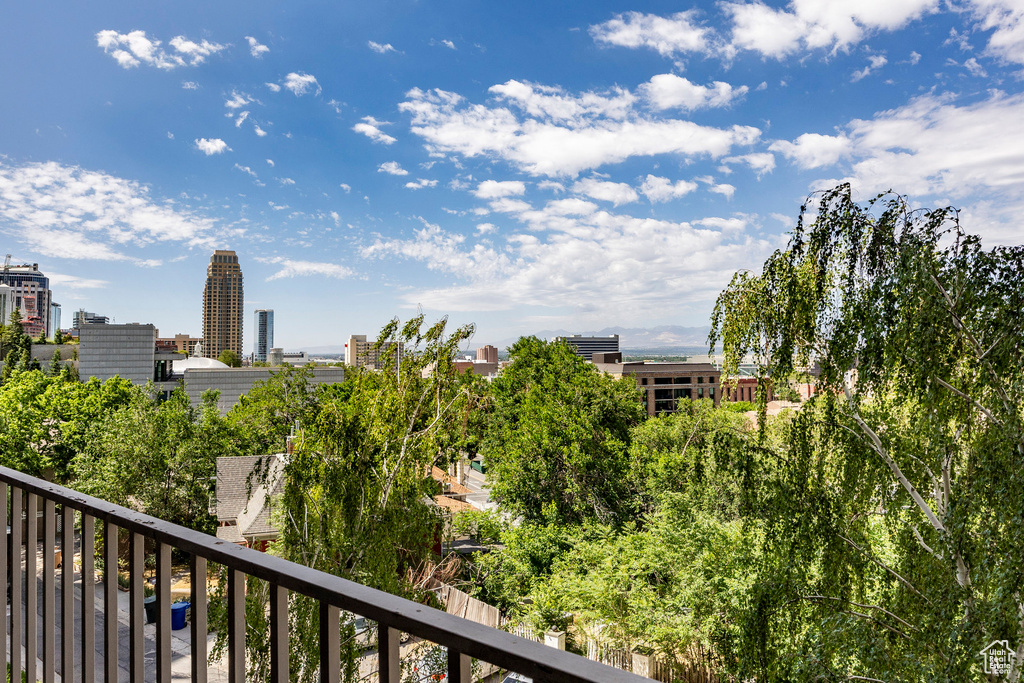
[431,466,472,496]
[216,454,286,539]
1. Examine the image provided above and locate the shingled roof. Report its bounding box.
[215,454,286,543]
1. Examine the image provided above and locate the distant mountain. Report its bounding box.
[297,326,716,357]
[494,325,715,351]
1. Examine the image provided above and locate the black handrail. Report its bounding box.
[2,465,649,683]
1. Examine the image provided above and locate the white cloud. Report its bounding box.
[476,223,498,234]
[283,72,320,96]
[723,0,939,58]
[182,81,199,90]
[352,117,397,144]
[442,39,456,50]
[278,177,296,185]
[378,161,409,176]
[0,161,221,262]
[254,124,267,137]
[589,11,710,56]
[360,197,774,322]
[225,91,252,109]
[96,30,226,69]
[167,132,174,140]
[571,178,639,206]
[265,82,281,93]
[339,183,351,193]
[971,0,1024,65]
[489,79,636,123]
[405,178,438,190]
[194,138,230,155]
[234,163,258,179]
[839,92,1024,209]
[640,74,748,111]
[852,54,888,81]
[266,159,275,167]
[234,111,250,128]
[770,132,851,168]
[709,183,736,198]
[537,180,565,193]
[257,256,354,281]
[400,85,760,177]
[963,57,988,77]
[639,175,698,202]
[722,152,776,177]
[245,36,270,58]
[48,273,109,289]
[368,41,397,54]
[474,180,526,199]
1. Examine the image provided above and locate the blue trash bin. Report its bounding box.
[171,601,190,630]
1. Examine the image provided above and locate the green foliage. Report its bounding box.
[720,400,755,413]
[450,509,505,545]
[710,185,1024,681]
[628,400,752,519]
[469,519,576,613]
[226,365,344,455]
[218,349,242,367]
[484,337,646,525]
[238,315,478,682]
[73,387,234,531]
[52,329,65,345]
[0,370,138,480]
[1,309,32,381]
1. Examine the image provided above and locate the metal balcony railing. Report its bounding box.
[2,465,647,683]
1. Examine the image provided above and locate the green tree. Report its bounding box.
[223,316,477,682]
[74,387,235,531]
[52,328,65,345]
[0,370,138,480]
[484,337,646,525]
[226,365,346,455]
[710,185,1024,681]
[47,349,62,376]
[1,309,31,381]
[218,348,242,367]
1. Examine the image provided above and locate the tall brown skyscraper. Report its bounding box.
[202,250,244,360]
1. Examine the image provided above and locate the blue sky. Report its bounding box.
[1,1,1022,351]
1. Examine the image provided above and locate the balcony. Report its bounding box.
[3,465,646,683]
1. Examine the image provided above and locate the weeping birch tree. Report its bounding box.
[710,185,1024,681]
[234,315,479,682]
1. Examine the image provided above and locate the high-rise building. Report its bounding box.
[0,262,53,338]
[254,309,274,363]
[73,309,109,328]
[345,334,403,369]
[554,334,620,361]
[476,345,498,364]
[202,250,244,360]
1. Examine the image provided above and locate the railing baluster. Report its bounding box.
[157,540,172,683]
[448,649,472,683]
[61,505,74,681]
[43,498,56,683]
[0,484,7,677]
[228,568,246,683]
[319,602,340,683]
[191,554,209,683]
[9,486,20,681]
[378,626,401,683]
[129,532,144,682]
[270,583,289,683]
[26,491,38,683]
[82,513,95,683]
[104,521,118,683]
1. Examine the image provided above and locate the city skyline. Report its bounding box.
[1,2,1023,350]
